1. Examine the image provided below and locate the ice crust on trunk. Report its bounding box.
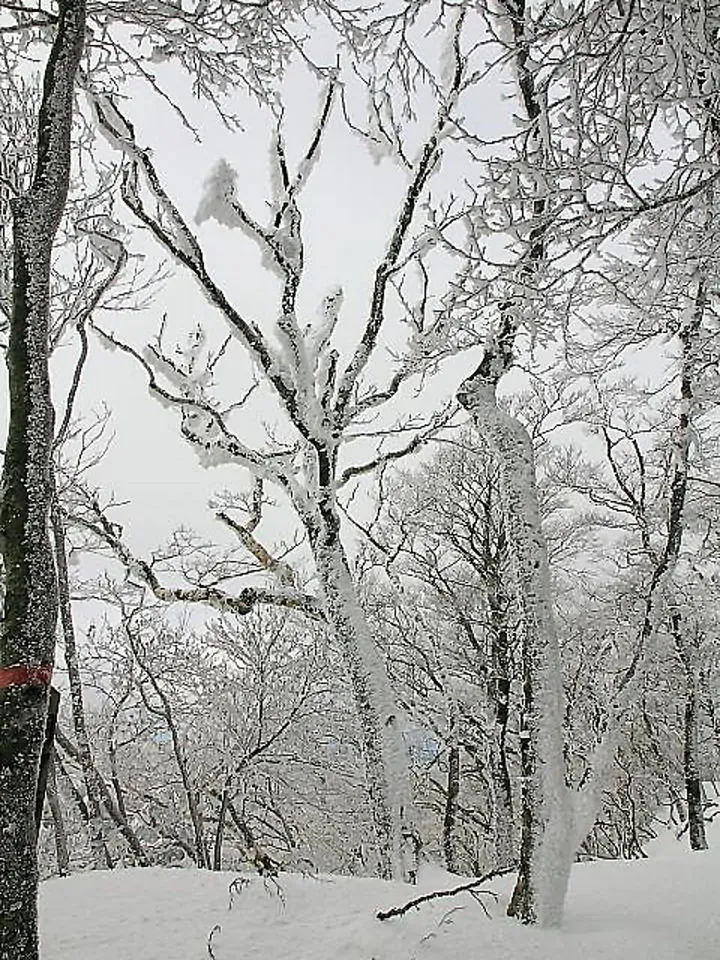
[312,513,417,882]
[459,373,573,926]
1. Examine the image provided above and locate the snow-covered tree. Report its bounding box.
[82,9,487,880]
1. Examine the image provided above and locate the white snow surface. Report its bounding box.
[41,825,720,960]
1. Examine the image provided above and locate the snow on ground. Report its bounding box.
[41,824,720,960]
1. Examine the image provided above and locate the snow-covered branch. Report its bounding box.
[71,497,325,621]
[333,13,467,425]
[92,94,315,445]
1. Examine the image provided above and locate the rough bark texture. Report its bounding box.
[442,730,460,873]
[45,751,70,876]
[673,614,708,852]
[0,5,85,958]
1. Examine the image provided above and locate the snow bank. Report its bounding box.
[40,833,720,960]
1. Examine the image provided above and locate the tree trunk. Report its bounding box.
[45,751,70,876]
[129,630,209,869]
[55,727,148,866]
[673,613,708,852]
[442,728,460,873]
[459,366,572,926]
[0,5,85,958]
[213,778,231,870]
[311,507,417,882]
[488,578,515,868]
[51,497,112,868]
[35,686,60,837]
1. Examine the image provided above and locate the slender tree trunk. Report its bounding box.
[0,5,85,958]
[45,751,70,876]
[55,727,148,866]
[311,500,417,882]
[35,686,60,836]
[673,613,708,851]
[224,797,279,876]
[213,777,231,870]
[51,497,111,868]
[130,634,209,869]
[442,715,460,873]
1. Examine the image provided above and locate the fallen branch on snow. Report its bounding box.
[376,866,515,921]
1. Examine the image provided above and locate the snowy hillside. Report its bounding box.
[41,823,720,960]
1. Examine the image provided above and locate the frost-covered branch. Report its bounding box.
[377,865,512,921]
[92,94,315,444]
[338,408,454,488]
[71,497,325,621]
[90,321,293,487]
[217,507,297,587]
[333,12,467,425]
[53,230,127,451]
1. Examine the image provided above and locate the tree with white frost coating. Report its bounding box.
[366,431,519,873]
[0,3,86,958]
[0,0,371,942]
[87,13,480,881]
[452,0,720,925]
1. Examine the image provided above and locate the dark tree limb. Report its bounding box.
[0,4,86,959]
[377,866,512,921]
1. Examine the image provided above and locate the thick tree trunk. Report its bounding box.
[459,366,572,926]
[311,506,417,882]
[0,5,85,958]
[488,579,515,868]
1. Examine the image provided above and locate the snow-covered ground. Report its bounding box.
[41,819,720,960]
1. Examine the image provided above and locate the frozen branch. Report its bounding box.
[217,509,297,587]
[338,408,454,488]
[377,866,511,921]
[91,94,315,445]
[333,13,467,425]
[71,497,324,621]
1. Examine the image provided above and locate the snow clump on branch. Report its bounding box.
[196,159,244,228]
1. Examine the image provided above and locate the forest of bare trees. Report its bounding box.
[1,1,719,957]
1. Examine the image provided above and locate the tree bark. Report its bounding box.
[34,686,60,837]
[442,730,460,873]
[0,5,85,958]
[45,751,70,876]
[673,613,708,852]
